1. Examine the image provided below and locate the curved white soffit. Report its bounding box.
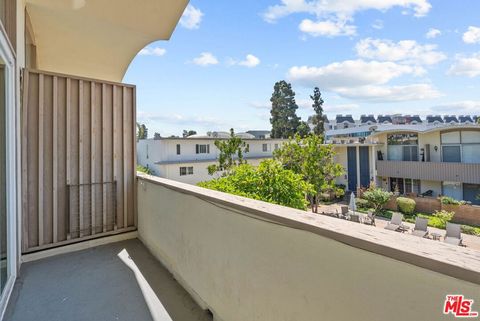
[370,124,480,137]
[26,0,189,82]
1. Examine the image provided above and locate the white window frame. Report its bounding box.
[0,25,18,319]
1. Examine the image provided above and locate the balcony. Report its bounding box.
[7,174,480,321]
[377,160,480,184]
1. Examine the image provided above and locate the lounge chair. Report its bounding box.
[411,217,429,237]
[364,211,376,226]
[444,223,463,246]
[350,214,361,223]
[420,190,433,197]
[385,213,404,231]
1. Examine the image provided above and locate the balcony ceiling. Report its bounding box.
[26,0,189,82]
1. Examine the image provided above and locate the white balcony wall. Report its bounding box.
[137,175,480,321]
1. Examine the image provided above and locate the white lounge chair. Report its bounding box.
[444,223,463,246]
[412,217,429,237]
[385,213,404,231]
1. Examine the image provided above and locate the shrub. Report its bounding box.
[137,165,153,175]
[362,187,393,214]
[440,196,466,205]
[198,160,314,210]
[356,198,370,209]
[396,197,416,215]
[432,210,455,229]
[461,225,480,236]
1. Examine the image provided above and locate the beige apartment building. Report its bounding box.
[327,119,480,204]
[0,2,477,321]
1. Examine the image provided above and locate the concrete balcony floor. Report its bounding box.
[4,239,212,321]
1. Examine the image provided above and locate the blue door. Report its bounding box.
[359,146,370,188]
[347,147,357,192]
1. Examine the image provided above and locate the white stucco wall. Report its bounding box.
[137,176,480,321]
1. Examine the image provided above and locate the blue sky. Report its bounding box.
[124,0,480,137]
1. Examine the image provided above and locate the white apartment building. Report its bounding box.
[137,131,285,184]
[326,117,480,205]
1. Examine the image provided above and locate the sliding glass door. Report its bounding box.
[0,64,6,293]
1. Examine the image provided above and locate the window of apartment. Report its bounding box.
[176,144,181,155]
[179,166,194,176]
[387,133,418,161]
[274,143,279,151]
[389,178,420,195]
[262,143,270,152]
[146,144,149,159]
[195,144,210,154]
[441,130,480,164]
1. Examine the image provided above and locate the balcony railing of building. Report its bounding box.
[134,173,480,321]
[376,160,480,184]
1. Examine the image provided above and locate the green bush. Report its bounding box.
[461,225,480,236]
[356,198,370,209]
[440,196,466,205]
[198,160,314,210]
[396,197,416,215]
[137,165,153,175]
[362,187,393,214]
[432,210,455,229]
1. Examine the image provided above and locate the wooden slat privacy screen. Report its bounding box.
[21,69,137,253]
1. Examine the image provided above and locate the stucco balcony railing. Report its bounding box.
[6,174,480,321]
[377,160,480,184]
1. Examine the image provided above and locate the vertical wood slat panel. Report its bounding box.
[53,76,58,243]
[78,80,84,237]
[90,82,96,235]
[38,74,44,246]
[22,69,137,253]
[21,71,30,251]
[65,78,71,239]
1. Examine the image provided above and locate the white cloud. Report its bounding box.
[425,28,441,39]
[138,47,167,57]
[288,60,423,88]
[180,5,203,29]
[287,60,440,102]
[372,20,384,30]
[249,101,270,109]
[355,38,446,65]
[333,84,441,102]
[264,0,430,39]
[299,19,356,37]
[233,54,260,68]
[263,0,431,23]
[138,111,224,127]
[433,101,480,113]
[191,52,219,66]
[447,52,480,77]
[463,26,480,44]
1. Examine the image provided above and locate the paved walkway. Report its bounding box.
[316,203,480,251]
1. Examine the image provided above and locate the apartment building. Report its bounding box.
[137,131,285,184]
[327,117,480,204]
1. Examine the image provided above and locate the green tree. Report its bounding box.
[153,132,161,140]
[136,123,148,140]
[274,134,344,212]
[297,121,311,138]
[361,184,393,214]
[310,87,325,137]
[199,160,314,210]
[207,128,249,176]
[182,130,197,137]
[136,165,152,175]
[270,80,301,138]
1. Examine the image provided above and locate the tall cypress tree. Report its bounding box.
[310,87,325,136]
[270,80,301,138]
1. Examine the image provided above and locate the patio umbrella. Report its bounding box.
[349,193,357,213]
